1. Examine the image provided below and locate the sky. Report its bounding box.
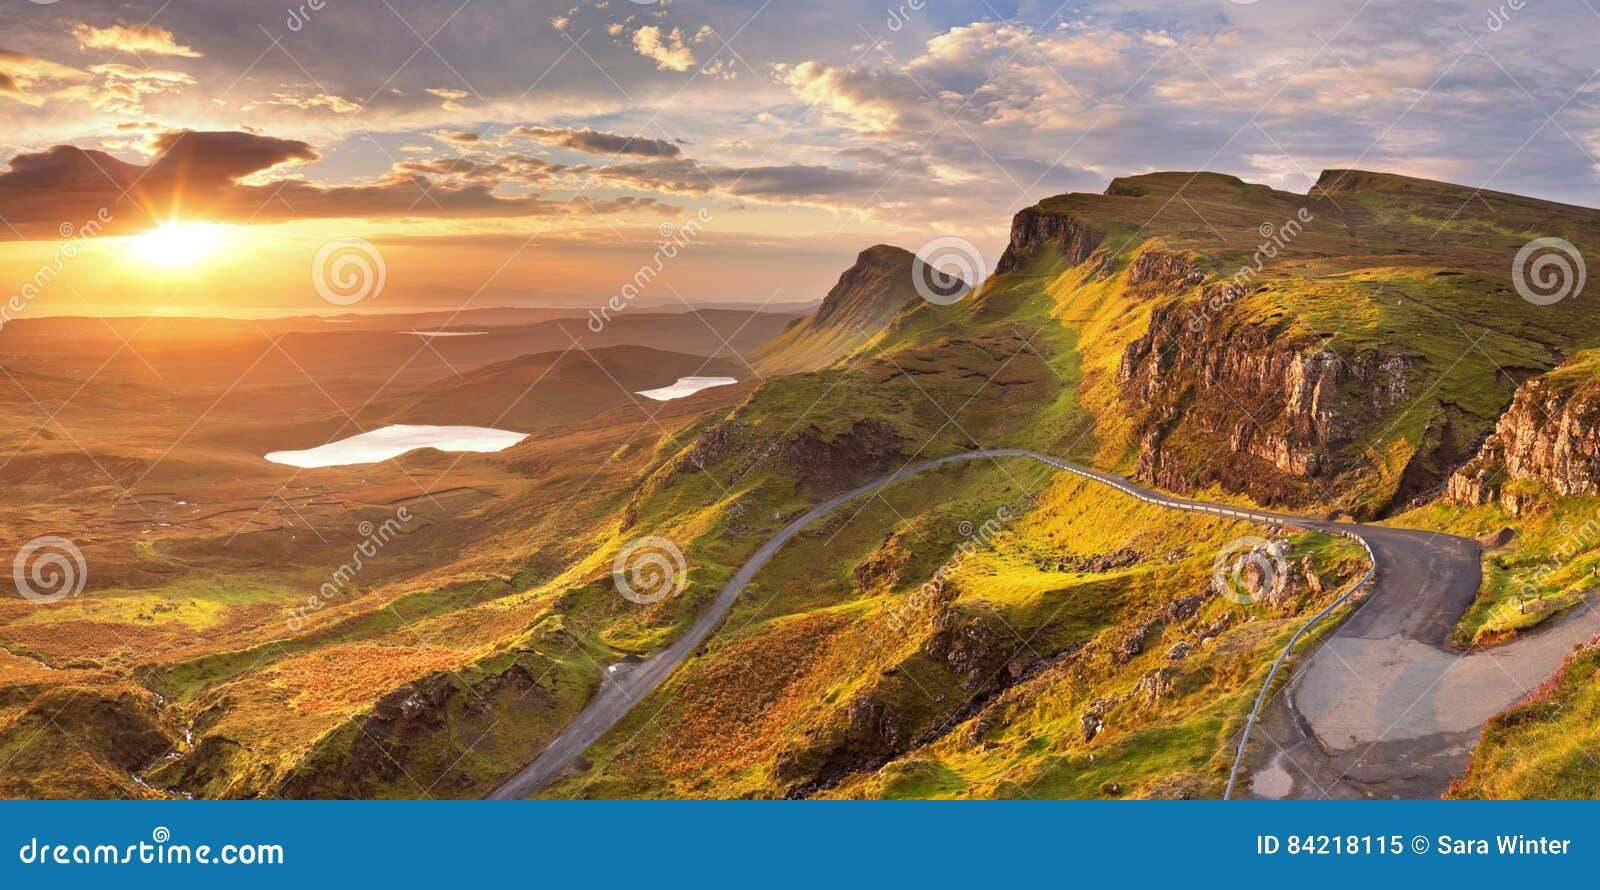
[1,0,1598,318]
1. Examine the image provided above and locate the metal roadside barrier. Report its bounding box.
[1223,530,1378,799]
[1015,449,1382,800]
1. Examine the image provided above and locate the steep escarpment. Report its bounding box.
[1119,299,1417,511]
[1449,351,1600,510]
[995,205,1104,273]
[986,168,1600,517]
[504,168,1600,799]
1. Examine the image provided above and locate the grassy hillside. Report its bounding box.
[6,167,1595,799]
[538,467,1365,799]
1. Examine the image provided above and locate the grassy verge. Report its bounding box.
[1447,636,1600,798]
[1393,494,1600,646]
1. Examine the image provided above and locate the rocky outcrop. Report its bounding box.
[780,419,906,498]
[770,610,1026,795]
[1118,299,1416,509]
[854,538,913,591]
[1133,668,1173,707]
[1448,357,1600,508]
[1115,625,1148,664]
[682,418,758,473]
[1207,540,1326,612]
[668,413,906,500]
[1125,248,1203,290]
[995,206,1103,273]
[1033,547,1142,573]
[920,612,1014,691]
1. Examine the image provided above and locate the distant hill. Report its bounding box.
[0,308,801,390]
[373,345,744,430]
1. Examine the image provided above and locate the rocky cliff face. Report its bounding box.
[1119,299,1415,509]
[1125,248,1204,290]
[995,206,1103,273]
[1449,357,1600,509]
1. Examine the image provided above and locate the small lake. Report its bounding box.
[265,424,528,468]
[636,376,738,401]
[406,330,487,338]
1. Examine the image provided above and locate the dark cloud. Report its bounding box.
[147,129,317,183]
[590,158,888,204]
[511,126,681,158]
[391,154,571,186]
[0,130,675,238]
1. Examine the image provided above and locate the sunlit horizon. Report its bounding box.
[4,0,1597,322]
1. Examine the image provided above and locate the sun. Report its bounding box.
[131,221,230,268]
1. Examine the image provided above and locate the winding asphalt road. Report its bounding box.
[488,448,1597,800]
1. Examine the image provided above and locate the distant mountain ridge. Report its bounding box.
[373,345,744,431]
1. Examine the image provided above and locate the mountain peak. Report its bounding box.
[852,243,917,270]
[753,244,929,375]
[813,245,918,327]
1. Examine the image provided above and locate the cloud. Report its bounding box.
[392,154,571,186]
[586,157,888,206]
[145,129,318,182]
[425,87,470,111]
[71,23,202,58]
[773,61,930,135]
[60,63,197,114]
[0,130,674,239]
[258,92,362,114]
[0,49,195,114]
[632,26,696,72]
[0,50,88,106]
[511,126,680,157]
